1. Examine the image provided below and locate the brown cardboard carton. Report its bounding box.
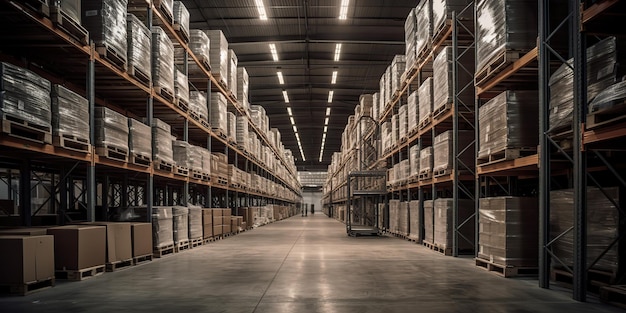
[222,208,231,217]
[0,235,54,284]
[222,223,231,234]
[47,225,106,270]
[81,222,132,263]
[212,208,223,217]
[130,223,152,257]
[203,223,213,238]
[213,225,222,236]
[0,227,48,236]
[202,209,213,225]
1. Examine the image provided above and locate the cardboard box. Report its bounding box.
[81,222,132,263]
[222,208,231,217]
[47,225,106,271]
[213,225,222,236]
[0,235,55,284]
[0,227,48,236]
[130,223,152,257]
[222,224,231,234]
[203,224,213,238]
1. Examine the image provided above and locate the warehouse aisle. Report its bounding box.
[0,215,621,313]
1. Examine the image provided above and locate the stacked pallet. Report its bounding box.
[415,0,432,63]
[433,45,475,117]
[94,107,129,162]
[172,1,189,42]
[433,198,474,253]
[407,90,419,135]
[405,8,417,69]
[418,77,433,129]
[174,69,189,110]
[227,49,238,97]
[151,118,175,170]
[82,0,128,70]
[126,13,151,84]
[187,206,203,247]
[206,30,228,86]
[127,118,151,166]
[210,92,227,137]
[189,91,208,126]
[237,67,249,112]
[391,55,406,96]
[187,30,210,74]
[152,206,174,257]
[433,130,473,177]
[51,85,89,151]
[227,112,236,143]
[151,26,175,100]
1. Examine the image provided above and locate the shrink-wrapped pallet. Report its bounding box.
[391,114,399,145]
[126,14,151,81]
[82,0,128,63]
[477,90,538,160]
[152,206,173,248]
[155,0,173,19]
[405,8,417,69]
[372,93,380,121]
[237,67,249,111]
[94,107,128,152]
[389,200,400,233]
[399,201,409,236]
[199,147,212,176]
[424,200,434,244]
[434,198,475,251]
[432,0,473,37]
[408,200,421,241]
[189,91,208,124]
[54,0,81,24]
[173,140,202,171]
[172,1,189,39]
[172,206,189,244]
[174,68,189,106]
[151,118,174,164]
[416,0,432,61]
[188,205,203,240]
[418,77,433,126]
[206,30,229,85]
[228,49,238,97]
[51,85,88,142]
[210,92,227,135]
[391,55,406,95]
[407,90,419,135]
[128,118,151,158]
[551,187,622,274]
[475,0,537,78]
[236,115,249,150]
[433,46,475,114]
[188,30,210,72]
[0,62,51,130]
[379,72,387,113]
[420,146,433,177]
[398,104,408,140]
[478,196,538,266]
[227,112,236,143]
[433,130,474,175]
[359,94,373,118]
[589,80,626,114]
[152,26,175,95]
[409,144,420,178]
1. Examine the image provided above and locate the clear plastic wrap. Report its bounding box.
[398,104,408,140]
[199,147,212,175]
[432,0,473,36]
[388,200,399,233]
[433,130,474,173]
[126,14,151,80]
[51,85,89,140]
[434,198,474,250]
[359,94,373,117]
[237,67,249,111]
[372,93,380,121]
[206,30,229,84]
[418,77,433,125]
[128,118,151,157]
[94,107,129,150]
[391,55,406,94]
[188,30,210,73]
[0,62,51,129]
[398,201,408,235]
[379,74,387,114]
[172,206,189,243]
[589,80,626,113]
[405,8,417,68]
[152,26,175,93]
[174,68,189,105]
[385,66,392,109]
[172,1,189,38]
[475,0,537,75]
[408,200,420,241]
[433,46,475,113]
[152,206,173,248]
[151,118,174,163]
[477,90,538,159]
[391,114,398,145]
[210,92,227,133]
[173,140,201,170]
[56,0,81,24]
[409,144,420,177]
[407,90,418,134]
[226,112,236,143]
[416,0,432,60]
[187,205,203,240]
[237,116,249,150]
[478,196,538,266]
[228,49,238,96]
[550,187,621,273]
[157,0,173,18]
[189,91,208,123]
[424,200,434,243]
[420,146,433,174]
[82,0,128,59]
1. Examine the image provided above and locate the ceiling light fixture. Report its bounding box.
[255,0,268,20]
[339,0,350,19]
[324,126,328,134]
[269,43,279,61]
[331,70,338,84]
[282,90,289,103]
[334,43,342,61]
[326,107,331,116]
[328,90,334,103]
[289,117,295,125]
[277,71,284,84]
[324,117,329,125]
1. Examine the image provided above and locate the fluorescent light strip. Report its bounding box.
[324,117,329,125]
[334,43,342,61]
[324,125,328,133]
[255,0,268,20]
[289,117,295,125]
[282,90,289,103]
[339,0,349,19]
[277,71,284,84]
[269,43,279,61]
[327,90,334,103]
[287,107,292,116]
[292,125,298,133]
[331,71,338,84]
[326,107,331,116]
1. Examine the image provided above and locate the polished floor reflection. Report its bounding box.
[1,214,622,313]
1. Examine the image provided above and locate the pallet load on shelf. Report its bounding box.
[0,62,52,144]
[407,90,418,135]
[127,118,151,166]
[172,1,189,42]
[51,85,89,151]
[477,90,538,164]
[151,26,175,100]
[222,208,232,234]
[399,201,409,237]
[424,200,434,244]
[389,200,399,234]
[94,107,129,161]
[189,91,208,125]
[415,0,432,63]
[419,146,433,180]
[197,147,211,180]
[186,30,210,74]
[409,144,420,181]
[202,208,213,240]
[210,92,227,138]
[475,0,537,84]
[126,13,151,84]
[390,113,398,147]
[391,55,406,96]
[418,77,433,129]
[82,0,128,70]
[79,222,132,271]
[372,92,380,121]
[172,206,189,251]
[405,8,417,70]
[379,67,389,113]
[250,105,267,136]
[152,206,174,256]
[432,0,473,40]
[237,67,249,112]
[236,116,249,151]
[150,118,175,170]
[270,128,281,151]
[433,45,475,117]
[187,205,202,246]
[47,225,106,280]
[550,37,621,133]
[433,198,474,253]
[227,49,238,97]
[210,152,228,184]
[52,0,81,26]
[226,112,236,143]
[433,130,473,177]
[478,196,538,270]
[172,140,200,176]
[398,104,408,141]
[206,30,228,86]
[588,79,626,128]
[0,234,55,293]
[153,0,173,21]
[174,69,189,110]
[408,200,420,241]
[550,187,623,279]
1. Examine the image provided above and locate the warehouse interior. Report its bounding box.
[0,0,625,311]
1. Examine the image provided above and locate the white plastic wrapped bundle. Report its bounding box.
[405,8,417,68]
[126,14,151,80]
[420,146,433,175]
[227,112,236,142]
[379,74,387,114]
[477,90,538,160]
[475,0,537,76]
[479,196,538,266]
[51,85,89,141]
[391,114,398,145]
[407,90,419,134]
[156,0,173,19]
[409,144,420,178]
[398,104,408,140]
[210,92,227,133]
[381,122,390,151]
[199,147,211,175]
[359,94,373,117]
[389,200,399,233]
[174,68,189,105]
[372,93,380,121]
[152,206,173,248]
[173,1,189,38]
[128,118,151,157]
[434,198,474,250]
[151,118,174,164]
[187,205,203,240]
[400,159,410,182]
[82,0,128,61]
[416,0,432,61]
[385,66,392,108]
[408,200,420,241]
[206,30,229,84]
[399,201,409,236]
[418,77,433,125]
[424,200,434,243]
[432,0,473,37]
[270,128,281,150]
[172,206,189,244]
[433,130,474,174]
[173,140,201,171]
[55,0,81,24]
[188,30,210,71]
[189,91,208,123]
[237,67,249,111]
[391,55,406,94]
[433,46,475,113]
[152,26,175,94]
[94,107,129,151]
[228,49,238,97]
[0,62,51,129]
[589,80,626,114]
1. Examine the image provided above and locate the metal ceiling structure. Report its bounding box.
[182,0,415,170]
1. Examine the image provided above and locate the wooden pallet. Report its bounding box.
[551,267,616,294]
[153,244,175,258]
[190,237,203,248]
[174,165,189,177]
[53,134,90,153]
[586,103,626,130]
[416,44,432,65]
[49,6,88,45]
[212,128,227,140]
[600,285,626,309]
[95,145,129,162]
[105,258,133,272]
[0,277,54,296]
[215,176,228,185]
[153,158,174,172]
[96,45,127,72]
[154,0,173,24]
[432,19,452,48]
[154,85,175,103]
[128,65,151,87]
[189,111,209,128]
[130,153,151,167]
[418,170,432,181]
[423,241,452,256]
[418,116,432,130]
[433,102,452,120]
[132,254,153,265]
[190,170,204,180]
[203,236,216,244]
[433,168,452,178]
[475,50,524,86]
[174,240,190,253]
[475,258,538,278]
[477,148,536,165]
[1,115,52,144]
[56,265,105,281]
[174,96,189,112]
[172,23,189,43]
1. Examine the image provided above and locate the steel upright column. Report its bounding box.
[145,6,154,222]
[86,57,96,222]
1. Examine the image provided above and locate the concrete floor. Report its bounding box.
[1,214,622,313]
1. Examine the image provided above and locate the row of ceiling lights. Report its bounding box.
[256,0,350,163]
